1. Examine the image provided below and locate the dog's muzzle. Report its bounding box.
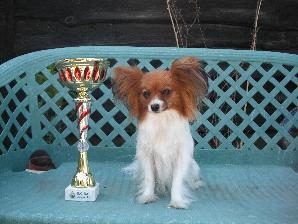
[148,99,165,113]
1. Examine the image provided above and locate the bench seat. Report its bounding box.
[0,46,297,223]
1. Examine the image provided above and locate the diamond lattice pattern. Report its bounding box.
[0,58,297,153]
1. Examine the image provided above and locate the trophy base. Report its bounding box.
[65,183,99,201]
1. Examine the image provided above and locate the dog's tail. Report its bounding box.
[122,161,136,173]
[187,159,204,189]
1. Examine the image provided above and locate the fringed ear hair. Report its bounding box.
[171,57,209,95]
[170,57,209,121]
[112,66,143,117]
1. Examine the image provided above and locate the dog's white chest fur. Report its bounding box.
[137,109,194,156]
[128,109,201,209]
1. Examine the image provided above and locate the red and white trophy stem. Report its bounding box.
[76,101,91,143]
[69,98,96,187]
[65,98,99,201]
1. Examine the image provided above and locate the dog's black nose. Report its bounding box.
[151,104,160,112]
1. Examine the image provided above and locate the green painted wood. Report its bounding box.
[0,46,297,224]
[0,159,297,224]
[1,46,297,154]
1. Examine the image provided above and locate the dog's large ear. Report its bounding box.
[170,57,209,121]
[112,66,143,117]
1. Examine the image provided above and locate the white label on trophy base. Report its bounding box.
[65,183,99,201]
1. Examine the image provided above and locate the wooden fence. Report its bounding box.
[1,0,297,63]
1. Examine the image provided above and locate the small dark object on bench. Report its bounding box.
[27,149,55,171]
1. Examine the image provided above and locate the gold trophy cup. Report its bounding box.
[55,58,109,201]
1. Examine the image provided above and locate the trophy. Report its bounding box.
[55,58,109,201]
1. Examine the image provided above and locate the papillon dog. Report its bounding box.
[112,57,208,209]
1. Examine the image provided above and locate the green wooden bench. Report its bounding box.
[0,46,297,224]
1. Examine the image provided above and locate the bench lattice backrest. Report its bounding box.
[0,47,297,154]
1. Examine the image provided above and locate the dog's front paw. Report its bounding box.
[168,199,189,209]
[137,193,158,204]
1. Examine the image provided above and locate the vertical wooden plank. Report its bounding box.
[1,0,297,63]
[0,0,14,63]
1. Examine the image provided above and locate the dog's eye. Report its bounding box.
[142,90,151,99]
[161,88,171,96]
